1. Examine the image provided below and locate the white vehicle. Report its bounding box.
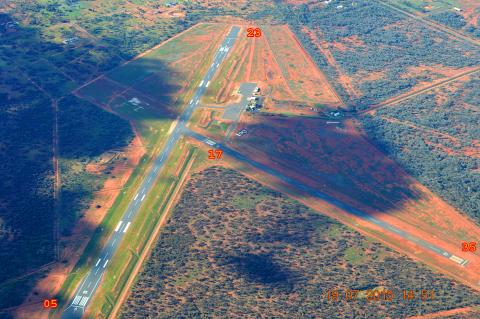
[236,129,248,137]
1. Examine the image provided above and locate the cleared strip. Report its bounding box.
[123,222,131,233]
[114,221,123,232]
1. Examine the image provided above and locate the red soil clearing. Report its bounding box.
[264,25,341,105]
[302,26,360,101]
[231,113,480,290]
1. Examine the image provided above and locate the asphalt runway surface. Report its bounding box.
[62,26,240,319]
[187,130,469,268]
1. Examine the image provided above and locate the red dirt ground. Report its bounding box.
[459,0,480,27]
[14,136,145,319]
[264,25,341,105]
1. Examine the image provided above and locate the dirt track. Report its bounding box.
[379,0,480,47]
[360,66,480,114]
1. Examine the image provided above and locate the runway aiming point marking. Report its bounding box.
[462,242,477,252]
[208,149,223,159]
[247,27,262,38]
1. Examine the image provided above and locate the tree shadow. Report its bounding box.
[221,252,298,291]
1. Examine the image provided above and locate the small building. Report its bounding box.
[62,37,78,45]
[329,110,342,117]
[246,99,258,110]
[129,97,141,106]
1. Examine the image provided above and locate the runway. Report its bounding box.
[61,26,240,319]
[187,130,469,268]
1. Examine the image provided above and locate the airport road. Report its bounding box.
[61,26,240,319]
[187,129,469,268]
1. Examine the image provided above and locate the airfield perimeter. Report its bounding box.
[56,21,480,319]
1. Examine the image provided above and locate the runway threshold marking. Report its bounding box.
[72,295,82,305]
[449,255,466,264]
[79,296,89,307]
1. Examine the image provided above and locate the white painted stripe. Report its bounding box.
[189,99,193,104]
[449,255,464,264]
[103,259,109,268]
[206,81,210,88]
[133,193,138,200]
[199,80,204,87]
[141,194,146,202]
[114,221,123,232]
[72,295,82,305]
[112,238,117,246]
[123,222,131,233]
[205,139,215,146]
[79,296,89,307]
[95,258,101,267]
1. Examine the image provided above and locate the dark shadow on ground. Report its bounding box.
[222,253,296,287]
[232,113,422,215]
[0,10,183,311]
